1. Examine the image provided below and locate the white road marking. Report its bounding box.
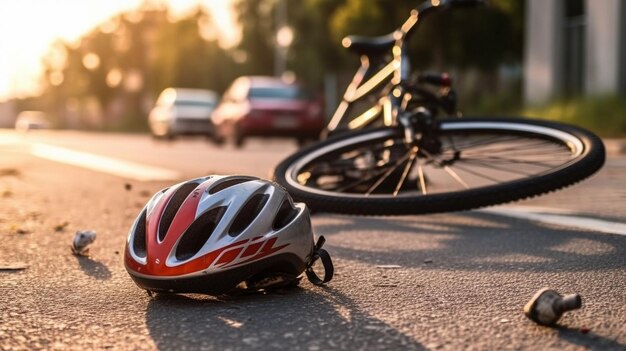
[31,143,181,181]
[0,134,21,145]
[481,206,626,236]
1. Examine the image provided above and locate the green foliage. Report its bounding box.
[288,0,348,87]
[232,0,524,88]
[407,3,521,70]
[39,4,237,130]
[523,96,626,137]
[151,8,234,94]
[233,0,276,76]
[463,82,523,115]
[330,0,388,40]
[32,0,526,131]
[320,0,523,71]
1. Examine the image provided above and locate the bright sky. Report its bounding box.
[0,0,237,101]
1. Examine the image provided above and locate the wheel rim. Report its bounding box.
[285,121,587,199]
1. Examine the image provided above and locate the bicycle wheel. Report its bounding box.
[272,117,605,215]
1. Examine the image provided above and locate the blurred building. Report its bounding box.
[524,0,626,104]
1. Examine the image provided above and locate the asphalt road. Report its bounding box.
[1,129,625,350]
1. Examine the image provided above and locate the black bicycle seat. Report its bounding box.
[342,33,396,56]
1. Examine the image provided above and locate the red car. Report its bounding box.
[211,76,324,147]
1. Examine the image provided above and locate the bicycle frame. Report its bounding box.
[325,0,478,136]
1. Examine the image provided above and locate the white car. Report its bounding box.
[148,88,219,139]
[14,111,50,131]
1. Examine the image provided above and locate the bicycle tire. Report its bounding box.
[271,117,605,215]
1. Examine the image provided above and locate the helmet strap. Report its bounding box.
[305,236,334,285]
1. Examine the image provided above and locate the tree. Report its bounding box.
[233,0,276,76]
[150,7,234,94]
[328,0,523,71]
[288,0,348,87]
[232,0,523,88]
[40,4,236,130]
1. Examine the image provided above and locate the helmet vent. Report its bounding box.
[175,206,227,261]
[208,178,251,195]
[132,209,147,258]
[272,199,299,231]
[159,182,198,242]
[229,194,269,237]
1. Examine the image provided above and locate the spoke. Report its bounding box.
[365,148,413,195]
[311,160,389,177]
[449,163,504,183]
[443,166,470,189]
[418,148,470,189]
[458,159,536,176]
[310,145,400,176]
[441,135,525,152]
[460,143,569,155]
[309,138,411,192]
[459,155,565,168]
[460,153,572,165]
[462,148,571,159]
[297,128,576,196]
[417,163,428,195]
[464,152,572,160]
[333,163,396,192]
[456,140,562,156]
[319,141,396,166]
[442,135,520,150]
[444,137,564,158]
[393,146,418,196]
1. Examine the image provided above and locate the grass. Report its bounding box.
[522,96,626,138]
[464,94,626,137]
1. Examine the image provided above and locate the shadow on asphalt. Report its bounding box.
[75,255,112,280]
[312,211,626,273]
[557,326,626,350]
[145,287,425,350]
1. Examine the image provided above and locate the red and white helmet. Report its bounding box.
[124,175,332,295]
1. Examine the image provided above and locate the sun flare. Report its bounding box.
[0,0,237,101]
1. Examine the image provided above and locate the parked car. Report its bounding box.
[14,111,50,131]
[211,76,324,147]
[148,88,219,139]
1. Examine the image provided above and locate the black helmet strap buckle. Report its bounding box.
[306,236,334,285]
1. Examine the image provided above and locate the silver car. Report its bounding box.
[149,88,219,139]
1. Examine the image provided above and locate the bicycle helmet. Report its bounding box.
[124,175,332,295]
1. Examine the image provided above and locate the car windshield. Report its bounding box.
[174,100,215,107]
[249,86,311,100]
